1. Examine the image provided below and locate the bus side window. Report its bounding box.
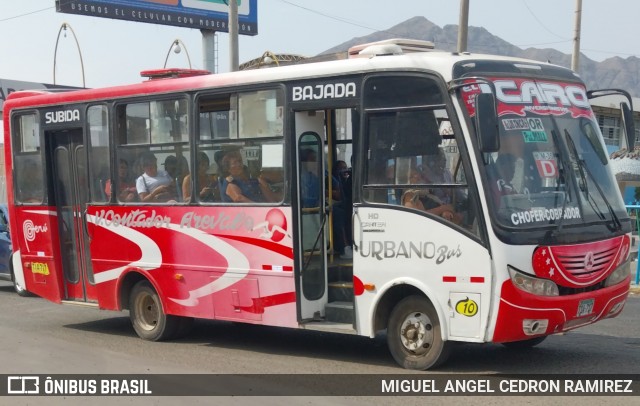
[88,105,111,203]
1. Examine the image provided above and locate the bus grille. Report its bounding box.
[554,246,618,279]
[532,235,628,288]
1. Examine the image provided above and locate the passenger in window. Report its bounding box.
[402,167,461,223]
[105,159,137,202]
[136,152,177,203]
[182,152,220,202]
[163,156,179,180]
[221,151,279,203]
[421,149,454,204]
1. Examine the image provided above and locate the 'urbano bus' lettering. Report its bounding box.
[360,240,462,264]
[45,109,80,124]
[292,82,357,101]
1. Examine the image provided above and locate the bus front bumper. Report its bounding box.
[491,277,630,343]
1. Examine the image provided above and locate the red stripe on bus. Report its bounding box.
[443,276,456,282]
[238,292,296,314]
[262,265,293,272]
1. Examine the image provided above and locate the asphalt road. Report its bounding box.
[0,281,638,405]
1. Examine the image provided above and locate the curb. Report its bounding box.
[629,285,640,295]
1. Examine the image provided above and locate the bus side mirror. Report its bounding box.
[621,102,636,150]
[475,93,500,153]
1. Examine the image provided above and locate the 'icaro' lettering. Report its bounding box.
[494,80,590,109]
[292,82,357,101]
[45,110,80,124]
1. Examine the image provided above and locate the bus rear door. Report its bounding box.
[47,128,97,302]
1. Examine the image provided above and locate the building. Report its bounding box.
[590,94,640,150]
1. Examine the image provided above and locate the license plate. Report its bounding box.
[577,298,594,317]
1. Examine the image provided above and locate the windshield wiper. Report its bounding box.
[564,129,622,231]
[548,130,574,237]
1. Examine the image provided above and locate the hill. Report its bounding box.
[321,16,640,97]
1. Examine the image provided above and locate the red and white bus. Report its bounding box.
[3,39,635,370]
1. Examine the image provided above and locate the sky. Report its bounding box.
[1,0,639,89]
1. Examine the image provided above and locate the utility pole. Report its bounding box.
[229,0,239,72]
[201,30,216,73]
[457,0,469,53]
[571,0,582,71]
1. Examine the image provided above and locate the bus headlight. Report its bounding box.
[604,262,631,287]
[508,266,559,296]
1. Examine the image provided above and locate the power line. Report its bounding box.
[582,48,640,58]
[521,0,570,41]
[0,6,53,23]
[275,0,384,33]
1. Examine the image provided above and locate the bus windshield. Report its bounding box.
[458,76,626,232]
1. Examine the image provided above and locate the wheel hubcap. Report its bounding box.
[136,293,159,331]
[399,311,433,354]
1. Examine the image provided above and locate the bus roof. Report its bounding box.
[4,47,576,111]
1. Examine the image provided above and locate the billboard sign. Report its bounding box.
[0,79,83,112]
[55,0,258,35]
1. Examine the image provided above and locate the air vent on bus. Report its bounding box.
[140,68,211,80]
[348,38,435,58]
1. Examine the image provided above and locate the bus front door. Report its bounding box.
[48,129,96,302]
[295,112,329,320]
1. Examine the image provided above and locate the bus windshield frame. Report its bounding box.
[452,61,630,244]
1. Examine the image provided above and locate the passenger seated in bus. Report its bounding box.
[489,153,518,206]
[163,155,179,180]
[105,159,137,202]
[136,152,178,203]
[182,152,220,202]
[402,167,461,223]
[221,151,279,203]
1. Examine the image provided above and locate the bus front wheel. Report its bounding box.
[387,295,451,370]
[129,280,179,341]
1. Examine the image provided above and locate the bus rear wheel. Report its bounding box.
[129,280,179,341]
[387,295,451,370]
[11,262,31,297]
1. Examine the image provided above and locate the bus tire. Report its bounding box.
[501,336,547,349]
[387,295,451,370]
[129,280,179,341]
[13,278,31,297]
